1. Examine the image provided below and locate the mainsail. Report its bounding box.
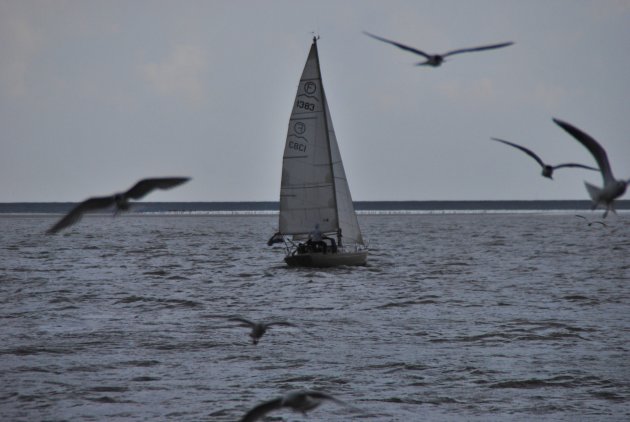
[279,38,364,246]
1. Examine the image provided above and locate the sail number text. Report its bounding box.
[296,100,315,111]
[289,141,307,152]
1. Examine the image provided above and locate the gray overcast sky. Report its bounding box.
[1,0,629,202]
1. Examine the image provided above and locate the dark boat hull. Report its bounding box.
[284,250,368,268]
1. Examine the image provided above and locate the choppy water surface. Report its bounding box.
[1,213,629,421]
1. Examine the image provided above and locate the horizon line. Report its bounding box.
[3,199,630,204]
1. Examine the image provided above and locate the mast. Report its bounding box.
[312,36,340,233]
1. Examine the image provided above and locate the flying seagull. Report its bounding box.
[228,317,297,345]
[575,214,607,227]
[240,390,362,422]
[491,138,598,179]
[363,31,513,67]
[47,177,190,234]
[553,118,628,217]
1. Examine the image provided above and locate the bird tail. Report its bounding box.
[584,181,602,208]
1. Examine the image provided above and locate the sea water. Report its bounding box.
[0,213,629,421]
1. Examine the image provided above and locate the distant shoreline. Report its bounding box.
[1,200,628,214]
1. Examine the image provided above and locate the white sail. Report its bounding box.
[279,39,363,246]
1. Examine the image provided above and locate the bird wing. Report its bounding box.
[124,177,191,200]
[553,118,614,183]
[240,398,283,422]
[443,42,514,57]
[363,31,430,58]
[46,196,115,234]
[266,321,297,329]
[305,391,345,405]
[228,317,256,327]
[552,163,599,171]
[265,321,297,328]
[303,391,365,413]
[491,138,545,167]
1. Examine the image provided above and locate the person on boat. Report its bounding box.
[325,234,337,253]
[307,224,327,254]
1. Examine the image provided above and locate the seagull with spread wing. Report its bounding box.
[491,138,598,179]
[553,118,628,217]
[240,390,362,422]
[228,317,297,345]
[363,31,513,67]
[46,177,190,234]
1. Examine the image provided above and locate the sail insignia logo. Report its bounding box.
[304,81,317,94]
[294,122,306,135]
[288,120,308,152]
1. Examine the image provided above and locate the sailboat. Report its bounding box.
[268,37,368,267]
